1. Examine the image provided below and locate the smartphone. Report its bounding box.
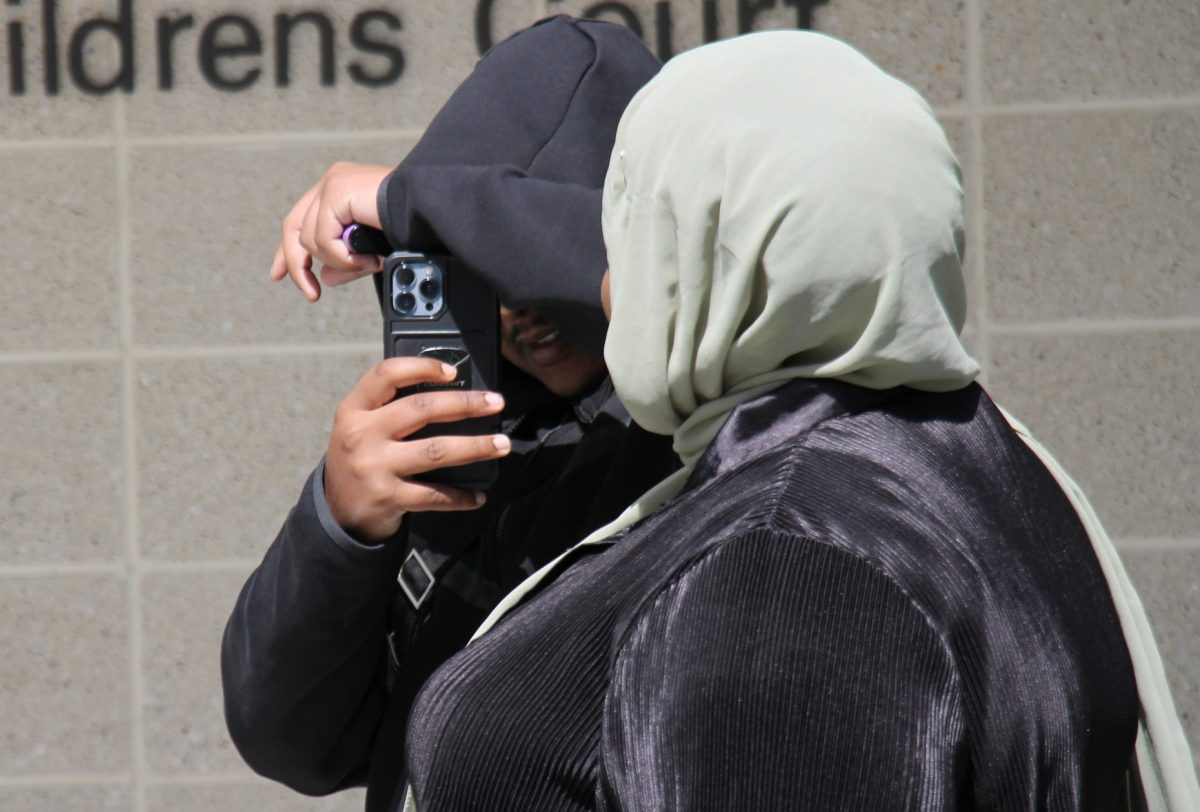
[381,250,501,490]
[342,226,501,489]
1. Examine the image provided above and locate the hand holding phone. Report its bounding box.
[380,251,502,490]
[322,357,511,544]
[340,225,504,491]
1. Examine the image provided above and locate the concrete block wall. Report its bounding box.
[1,1,1196,809]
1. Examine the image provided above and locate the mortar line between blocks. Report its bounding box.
[0,137,113,152]
[133,342,379,360]
[977,95,1200,118]
[0,349,124,365]
[146,772,266,786]
[0,342,379,365]
[1114,538,1200,552]
[141,558,261,574]
[0,562,127,577]
[991,318,1200,336]
[964,0,990,382]
[114,93,149,812]
[126,128,428,149]
[934,106,972,120]
[0,773,133,788]
[0,130,426,152]
[5,100,1197,155]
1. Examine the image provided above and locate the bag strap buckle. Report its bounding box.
[398,548,436,611]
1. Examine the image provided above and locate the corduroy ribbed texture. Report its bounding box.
[405,379,1138,811]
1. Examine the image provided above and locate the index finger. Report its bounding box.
[313,205,379,274]
[277,187,321,301]
[345,357,459,412]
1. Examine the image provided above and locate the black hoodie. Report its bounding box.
[375,15,660,352]
[221,17,678,812]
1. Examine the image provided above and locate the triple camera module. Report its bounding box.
[392,258,446,319]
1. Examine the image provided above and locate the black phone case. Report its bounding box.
[347,224,393,256]
[383,252,501,490]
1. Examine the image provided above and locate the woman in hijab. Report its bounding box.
[398,31,1199,811]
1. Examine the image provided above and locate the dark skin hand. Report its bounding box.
[323,319,603,542]
[324,357,512,543]
[271,162,391,301]
[324,315,604,543]
[272,161,607,398]
[272,163,609,539]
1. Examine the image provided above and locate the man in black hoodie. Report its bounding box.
[221,17,678,812]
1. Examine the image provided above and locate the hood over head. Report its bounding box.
[602,30,979,463]
[376,15,661,353]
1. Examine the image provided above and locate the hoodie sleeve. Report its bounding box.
[377,163,608,351]
[220,463,406,795]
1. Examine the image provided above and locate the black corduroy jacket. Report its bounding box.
[403,379,1139,811]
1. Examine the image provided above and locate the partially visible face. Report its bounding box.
[499,304,607,398]
[601,270,612,321]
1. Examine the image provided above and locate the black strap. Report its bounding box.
[387,512,498,681]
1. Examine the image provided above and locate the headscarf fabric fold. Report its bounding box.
[470,31,1198,812]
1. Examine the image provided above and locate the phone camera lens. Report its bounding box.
[419,278,441,299]
[395,293,416,314]
[397,267,416,287]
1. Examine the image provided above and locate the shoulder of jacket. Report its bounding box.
[611,526,960,682]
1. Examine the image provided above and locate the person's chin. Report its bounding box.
[540,372,595,398]
[517,340,603,398]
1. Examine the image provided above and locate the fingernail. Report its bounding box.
[441,363,456,377]
[484,392,504,408]
[474,491,486,506]
[492,434,511,452]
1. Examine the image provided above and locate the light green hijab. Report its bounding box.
[459,30,1197,812]
[602,30,976,463]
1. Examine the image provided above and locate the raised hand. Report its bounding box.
[270,162,393,301]
[323,357,511,544]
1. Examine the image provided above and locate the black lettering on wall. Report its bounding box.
[3,0,830,99]
[42,0,59,94]
[6,1,24,96]
[156,14,195,90]
[199,14,262,91]
[348,10,403,87]
[274,11,334,88]
[783,0,828,29]
[654,2,672,59]
[582,2,642,38]
[738,0,825,33]
[474,0,497,55]
[67,0,134,95]
[736,0,773,33]
[702,0,719,42]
